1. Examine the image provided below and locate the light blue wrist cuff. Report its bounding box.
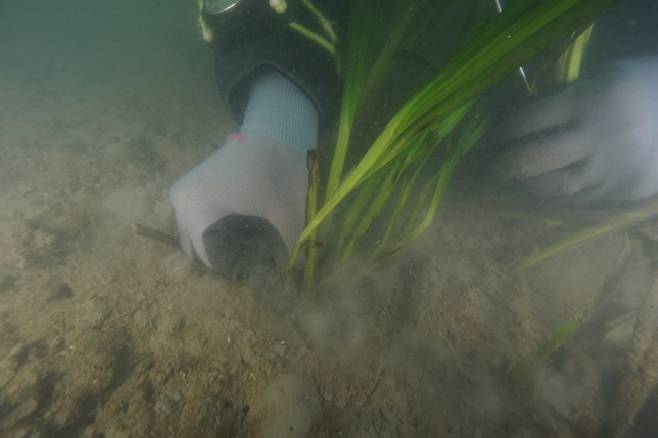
[241,72,319,153]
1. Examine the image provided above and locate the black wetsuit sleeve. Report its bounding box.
[203,0,345,129]
[585,0,658,72]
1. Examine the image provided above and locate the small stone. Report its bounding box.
[49,283,74,301]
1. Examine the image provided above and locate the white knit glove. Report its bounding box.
[494,56,658,202]
[170,73,318,279]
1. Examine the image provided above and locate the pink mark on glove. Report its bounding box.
[227,133,246,143]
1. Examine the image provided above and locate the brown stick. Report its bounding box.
[132,222,178,248]
[302,150,320,292]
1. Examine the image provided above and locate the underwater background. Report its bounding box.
[1,0,658,436]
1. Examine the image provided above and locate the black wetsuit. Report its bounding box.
[585,0,658,73]
[202,0,345,129]
[203,0,657,128]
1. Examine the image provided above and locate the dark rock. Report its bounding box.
[49,283,74,301]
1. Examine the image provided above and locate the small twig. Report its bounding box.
[132,223,178,249]
[302,150,321,293]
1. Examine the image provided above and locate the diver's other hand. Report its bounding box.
[493,56,658,202]
[170,134,308,279]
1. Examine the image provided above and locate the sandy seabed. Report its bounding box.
[2,1,658,437]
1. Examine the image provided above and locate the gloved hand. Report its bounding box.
[493,56,658,203]
[170,72,318,280]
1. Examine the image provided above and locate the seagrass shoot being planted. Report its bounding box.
[287,0,616,290]
[170,0,618,289]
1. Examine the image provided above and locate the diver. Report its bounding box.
[170,0,658,280]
